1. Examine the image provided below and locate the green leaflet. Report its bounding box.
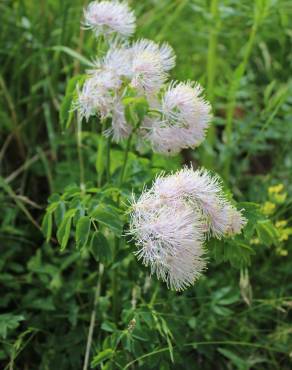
[75,216,91,249]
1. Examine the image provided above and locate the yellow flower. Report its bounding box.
[279,227,292,242]
[268,184,284,194]
[275,220,292,242]
[268,184,287,204]
[251,237,260,245]
[276,248,288,257]
[275,220,288,228]
[273,192,287,204]
[262,201,276,216]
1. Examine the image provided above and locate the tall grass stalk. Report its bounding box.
[156,0,188,41]
[223,0,270,179]
[0,74,25,160]
[203,0,220,168]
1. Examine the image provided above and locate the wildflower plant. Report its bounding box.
[44,0,268,292]
[40,1,280,368]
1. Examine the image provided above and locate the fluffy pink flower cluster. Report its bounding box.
[129,167,247,290]
[83,1,136,38]
[75,1,212,152]
[73,2,247,292]
[142,82,211,155]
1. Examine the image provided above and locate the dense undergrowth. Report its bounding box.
[0,0,292,369]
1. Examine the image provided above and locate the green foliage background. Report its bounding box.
[0,0,292,369]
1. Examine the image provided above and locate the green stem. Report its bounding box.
[205,0,220,163]
[156,0,188,41]
[223,10,260,180]
[106,135,111,182]
[0,177,41,231]
[123,340,286,369]
[149,284,159,308]
[0,74,25,160]
[112,238,119,324]
[119,133,133,186]
[112,133,133,323]
[96,120,109,187]
[225,24,257,145]
[83,264,104,370]
[77,113,85,191]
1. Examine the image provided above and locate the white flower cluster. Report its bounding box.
[83,0,136,37]
[72,1,247,292]
[75,0,212,151]
[143,82,211,155]
[129,167,247,291]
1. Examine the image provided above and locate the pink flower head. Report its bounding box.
[104,98,132,142]
[83,1,136,38]
[129,167,246,290]
[153,167,247,238]
[130,39,176,93]
[130,194,206,291]
[101,45,133,78]
[75,76,113,121]
[144,81,212,155]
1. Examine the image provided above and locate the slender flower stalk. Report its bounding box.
[76,112,85,192]
[96,120,107,187]
[119,132,133,186]
[83,264,104,370]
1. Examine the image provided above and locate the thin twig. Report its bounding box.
[0,74,26,159]
[0,107,43,168]
[15,195,43,209]
[0,177,41,230]
[83,264,104,370]
[119,134,133,186]
[123,340,287,369]
[0,133,14,164]
[5,153,45,184]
